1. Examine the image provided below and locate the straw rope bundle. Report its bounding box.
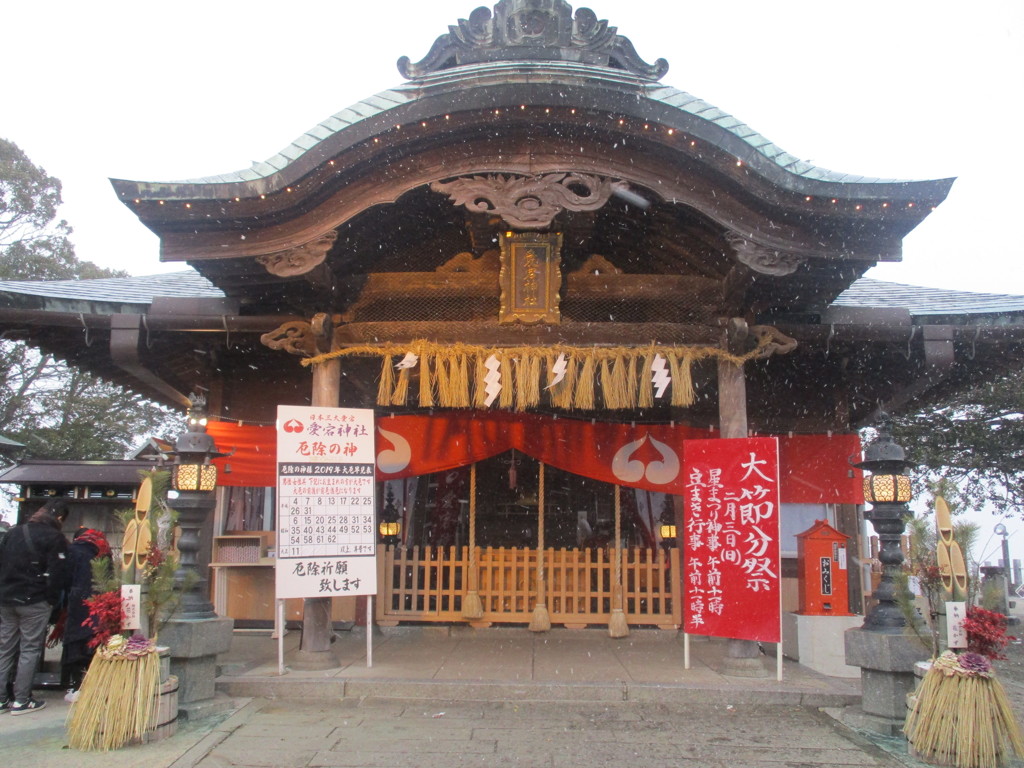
[67,640,161,752]
[300,338,777,413]
[905,652,1024,768]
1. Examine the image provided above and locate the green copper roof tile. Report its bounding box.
[331,109,364,124]
[305,125,334,142]
[291,134,320,150]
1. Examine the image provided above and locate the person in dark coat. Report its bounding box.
[60,527,111,698]
[0,502,68,715]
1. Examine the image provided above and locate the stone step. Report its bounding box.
[215,674,858,708]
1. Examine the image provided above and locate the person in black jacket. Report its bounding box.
[0,502,68,715]
[60,527,111,699]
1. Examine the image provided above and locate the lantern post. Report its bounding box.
[166,394,227,620]
[842,414,924,736]
[853,415,915,632]
[160,393,234,720]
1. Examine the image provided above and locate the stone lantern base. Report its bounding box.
[841,627,928,735]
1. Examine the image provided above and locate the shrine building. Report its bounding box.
[4,1,1024,666]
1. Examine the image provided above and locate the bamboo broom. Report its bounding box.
[905,654,1024,768]
[67,647,161,751]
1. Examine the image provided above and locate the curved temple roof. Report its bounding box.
[110,1,953,220]
[112,67,952,205]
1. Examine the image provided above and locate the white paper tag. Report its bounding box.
[946,601,967,648]
[121,584,142,630]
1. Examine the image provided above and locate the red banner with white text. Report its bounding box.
[207,413,861,504]
[683,437,781,642]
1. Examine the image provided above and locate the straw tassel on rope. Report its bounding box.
[304,338,785,412]
[376,355,395,406]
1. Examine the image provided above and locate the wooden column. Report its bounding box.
[717,317,769,677]
[294,313,341,670]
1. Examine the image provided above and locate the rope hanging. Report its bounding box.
[608,484,629,638]
[297,338,782,412]
[529,462,550,632]
[462,463,483,620]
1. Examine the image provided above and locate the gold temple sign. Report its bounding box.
[499,232,562,324]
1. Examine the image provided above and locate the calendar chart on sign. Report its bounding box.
[277,465,375,558]
[275,405,377,599]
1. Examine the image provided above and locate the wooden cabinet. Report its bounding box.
[210,532,354,624]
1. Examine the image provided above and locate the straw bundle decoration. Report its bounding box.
[473,354,487,408]
[67,638,161,752]
[523,355,542,408]
[498,355,515,409]
[320,338,781,411]
[574,355,596,410]
[904,651,1024,768]
[456,353,471,408]
[390,366,410,405]
[549,353,577,410]
[672,352,698,407]
[599,359,615,409]
[418,352,434,407]
[637,352,655,408]
[377,355,395,405]
[515,356,530,412]
[624,355,638,406]
[435,353,453,406]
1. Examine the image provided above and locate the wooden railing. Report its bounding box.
[376,546,681,629]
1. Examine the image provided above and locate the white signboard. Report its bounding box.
[275,405,377,599]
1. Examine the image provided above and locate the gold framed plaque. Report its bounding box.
[498,231,562,324]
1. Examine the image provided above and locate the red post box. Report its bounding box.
[796,519,853,615]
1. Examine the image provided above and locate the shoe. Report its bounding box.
[64,689,79,703]
[10,699,46,716]
[0,698,10,714]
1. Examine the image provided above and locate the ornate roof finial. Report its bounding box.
[398,0,668,81]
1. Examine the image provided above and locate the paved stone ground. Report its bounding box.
[190,698,915,768]
[997,635,1024,714]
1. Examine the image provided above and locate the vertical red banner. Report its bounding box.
[683,437,781,643]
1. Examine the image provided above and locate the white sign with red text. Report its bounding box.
[275,406,377,599]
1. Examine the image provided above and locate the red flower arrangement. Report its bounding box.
[963,605,1016,661]
[84,590,124,649]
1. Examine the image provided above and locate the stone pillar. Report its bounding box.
[980,565,1010,616]
[717,318,769,678]
[842,418,924,734]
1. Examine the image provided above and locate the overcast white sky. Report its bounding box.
[4,2,1024,554]
[5,0,1023,294]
